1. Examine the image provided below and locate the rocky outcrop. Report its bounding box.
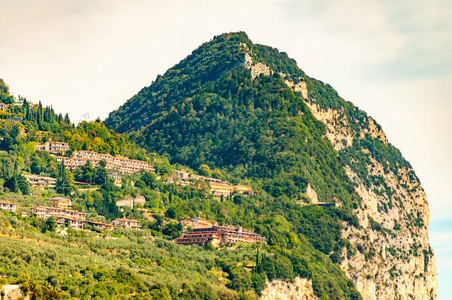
[1,285,29,300]
[242,45,272,79]
[283,76,308,100]
[304,103,354,151]
[305,183,319,204]
[283,82,438,299]
[261,278,319,300]
[116,195,146,208]
[340,161,437,300]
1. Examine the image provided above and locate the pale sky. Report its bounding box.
[1,0,451,297]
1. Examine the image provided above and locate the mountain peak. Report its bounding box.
[105,33,437,299]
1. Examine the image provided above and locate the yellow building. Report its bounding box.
[50,196,72,208]
[209,183,234,196]
[191,217,212,227]
[233,184,252,194]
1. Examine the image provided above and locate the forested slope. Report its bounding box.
[105,32,437,299]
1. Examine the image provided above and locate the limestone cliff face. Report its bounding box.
[295,84,437,299]
[242,45,272,79]
[261,278,319,300]
[240,47,437,300]
[1,285,29,300]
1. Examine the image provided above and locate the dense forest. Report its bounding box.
[105,32,360,207]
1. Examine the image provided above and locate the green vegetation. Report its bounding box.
[4,29,420,299]
[102,32,366,299]
[0,79,14,105]
[0,206,360,300]
[106,32,360,208]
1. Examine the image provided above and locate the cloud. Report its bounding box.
[274,0,451,81]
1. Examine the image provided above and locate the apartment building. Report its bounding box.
[179,218,198,227]
[190,217,212,227]
[50,196,72,208]
[0,201,16,212]
[56,216,84,230]
[174,225,266,247]
[54,150,154,175]
[32,206,86,220]
[24,174,57,187]
[36,141,70,153]
[85,220,115,230]
[233,184,253,194]
[209,182,234,196]
[174,231,222,247]
[111,218,142,230]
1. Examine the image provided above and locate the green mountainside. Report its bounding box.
[0,31,436,300]
[105,32,436,299]
[106,32,358,205]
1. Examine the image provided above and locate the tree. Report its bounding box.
[17,174,30,195]
[141,171,158,189]
[165,207,178,219]
[56,161,75,195]
[0,78,9,94]
[199,164,211,177]
[4,176,19,193]
[93,165,107,185]
[44,216,56,233]
[99,159,107,168]
[226,265,252,292]
[148,283,171,300]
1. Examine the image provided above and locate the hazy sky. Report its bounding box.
[1,0,451,297]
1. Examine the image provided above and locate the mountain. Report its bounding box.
[106,32,437,299]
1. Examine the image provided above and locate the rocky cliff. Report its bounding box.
[241,44,438,299]
[261,278,319,300]
[289,78,437,299]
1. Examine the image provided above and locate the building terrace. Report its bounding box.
[174,225,266,247]
[54,150,154,175]
[32,206,87,220]
[24,174,57,188]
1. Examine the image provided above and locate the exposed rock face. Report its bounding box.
[284,83,438,299]
[1,285,29,300]
[305,183,319,204]
[283,78,308,100]
[261,278,319,300]
[303,103,353,151]
[116,195,146,208]
[243,49,272,79]
[240,46,437,299]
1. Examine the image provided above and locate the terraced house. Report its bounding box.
[32,206,87,221]
[174,225,266,247]
[36,141,70,153]
[54,150,154,174]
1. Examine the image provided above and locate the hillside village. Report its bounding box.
[0,195,266,248]
[0,140,260,248]
[33,141,253,197]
